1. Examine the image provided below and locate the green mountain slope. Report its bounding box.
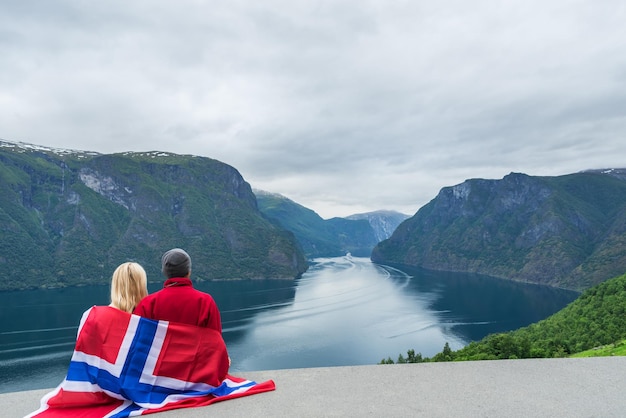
[451,271,626,360]
[372,170,626,290]
[0,141,307,290]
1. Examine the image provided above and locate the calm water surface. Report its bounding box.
[0,257,578,393]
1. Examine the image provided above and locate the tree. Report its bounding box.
[432,342,454,362]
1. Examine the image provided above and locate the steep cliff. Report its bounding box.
[0,141,307,290]
[346,210,410,242]
[371,170,626,290]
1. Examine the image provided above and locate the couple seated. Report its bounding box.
[27,249,274,418]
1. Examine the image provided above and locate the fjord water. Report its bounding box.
[0,257,578,393]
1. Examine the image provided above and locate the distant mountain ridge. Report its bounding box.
[346,211,411,242]
[0,140,307,290]
[254,190,408,258]
[372,170,626,291]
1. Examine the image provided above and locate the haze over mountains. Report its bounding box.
[255,190,409,258]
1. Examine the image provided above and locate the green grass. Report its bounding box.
[570,339,626,358]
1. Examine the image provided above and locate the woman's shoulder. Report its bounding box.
[82,305,131,322]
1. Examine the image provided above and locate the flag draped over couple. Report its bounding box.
[27,306,275,417]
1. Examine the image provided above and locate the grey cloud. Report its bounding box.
[1,0,625,218]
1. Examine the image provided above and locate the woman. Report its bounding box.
[109,261,149,313]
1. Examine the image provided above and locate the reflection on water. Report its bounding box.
[225,257,454,372]
[0,257,578,393]
[394,265,579,342]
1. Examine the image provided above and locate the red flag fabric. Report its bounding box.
[26,306,275,417]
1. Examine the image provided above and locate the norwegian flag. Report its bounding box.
[27,306,275,417]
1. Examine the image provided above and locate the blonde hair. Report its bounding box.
[110,262,148,313]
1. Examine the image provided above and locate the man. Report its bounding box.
[134,248,222,332]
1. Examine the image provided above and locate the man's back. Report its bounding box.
[134,277,222,332]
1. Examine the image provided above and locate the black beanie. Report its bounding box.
[161,248,191,278]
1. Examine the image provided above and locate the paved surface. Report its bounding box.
[4,357,626,417]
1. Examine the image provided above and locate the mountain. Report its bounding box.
[346,210,411,242]
[254,190,407,258]
[371,170,626,291]
[0,140,307,291]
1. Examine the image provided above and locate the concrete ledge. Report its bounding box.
[4,357,626,417]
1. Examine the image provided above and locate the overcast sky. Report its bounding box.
[1,1,625,218]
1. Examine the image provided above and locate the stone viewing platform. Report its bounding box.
[3,357,625,417]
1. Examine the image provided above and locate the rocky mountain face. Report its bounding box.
[0,141,307,290]
[371,170,626,291]
[346,210,411,242]
[255,190,408,258]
